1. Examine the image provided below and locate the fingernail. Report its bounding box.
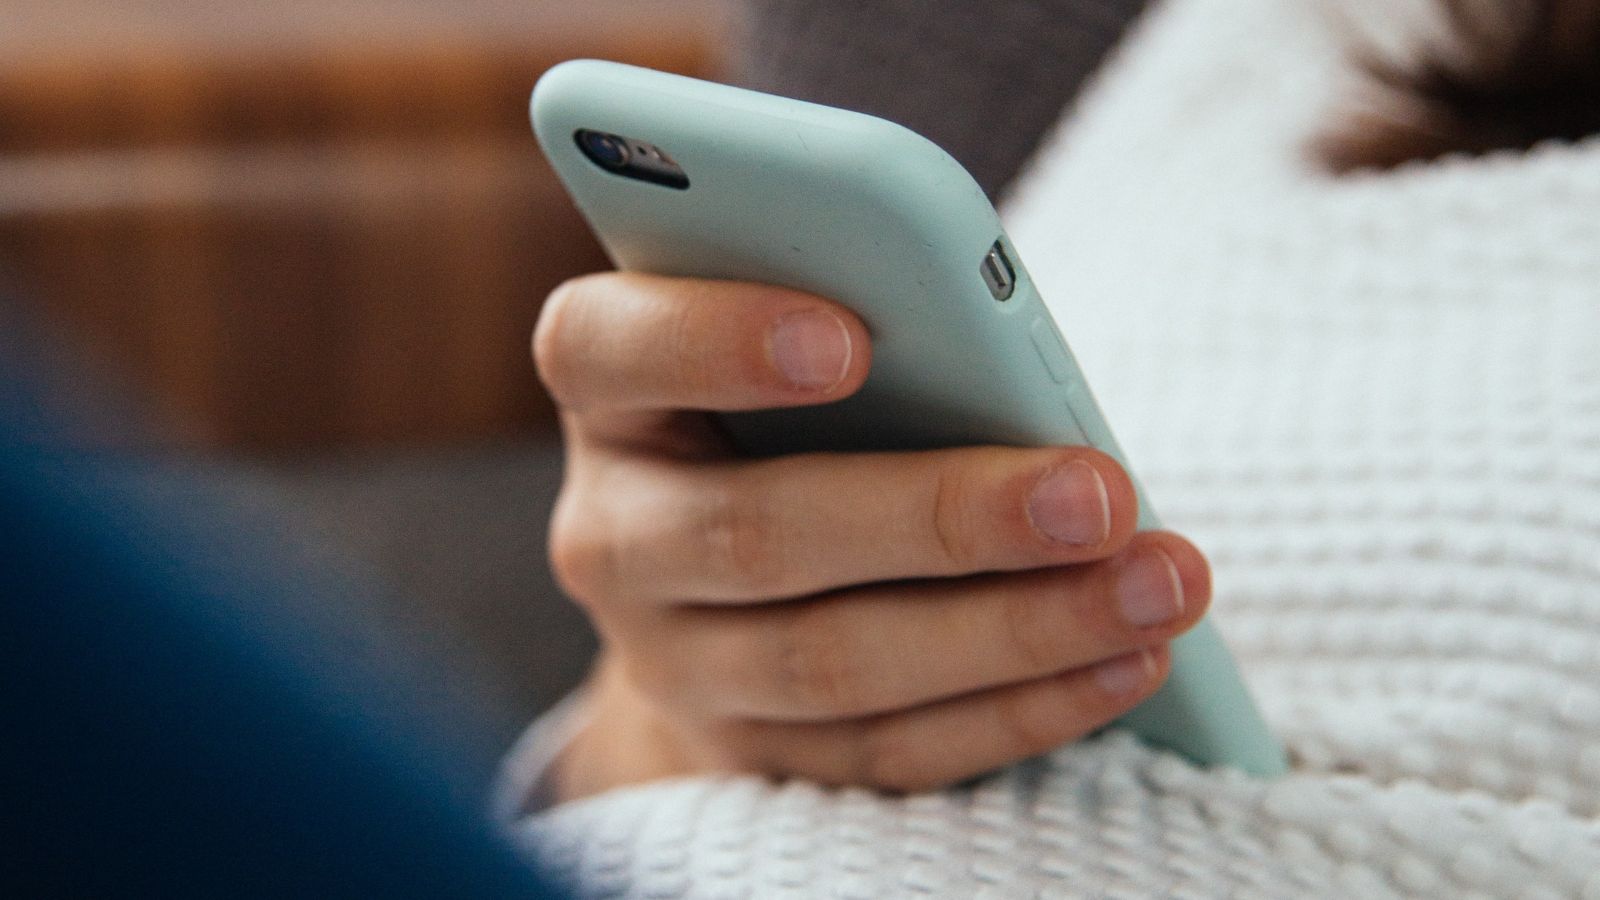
[1115,548,1184,628]
[1026,460,1111,546]
[769,309,852,390]
[1094,649,1157,696]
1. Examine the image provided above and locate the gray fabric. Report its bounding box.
[224,440,595,748]
[110,440,593,783]
[732,0,1152,200]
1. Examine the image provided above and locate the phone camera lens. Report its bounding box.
[576,130,629,169]
[571,128,688,189]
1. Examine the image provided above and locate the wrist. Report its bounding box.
[548,654,707,804]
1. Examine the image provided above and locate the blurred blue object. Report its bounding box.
[0,321,561,896]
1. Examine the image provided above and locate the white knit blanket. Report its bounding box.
[505,0,1600,895]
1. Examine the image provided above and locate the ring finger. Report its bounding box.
[627,532,1209,721]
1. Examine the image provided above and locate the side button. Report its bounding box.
[1029,317,1073,384]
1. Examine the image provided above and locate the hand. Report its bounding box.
[532,272,1212,800]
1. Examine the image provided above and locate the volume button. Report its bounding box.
[1029,317,1073,384]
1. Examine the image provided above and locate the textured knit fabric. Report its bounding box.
[505,0,1600,895]
[732,0,1150,200]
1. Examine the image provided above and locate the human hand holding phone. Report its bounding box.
[534,272,1214,801]
[526,60,1284,792]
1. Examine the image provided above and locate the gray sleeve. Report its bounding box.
[729,0,1151,200]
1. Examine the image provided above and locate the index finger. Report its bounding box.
[533,272,872,415]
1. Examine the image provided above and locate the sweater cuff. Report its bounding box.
[492,688,592,823]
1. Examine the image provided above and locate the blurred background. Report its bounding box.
[3,0,1129,791]
[0,0,734,780]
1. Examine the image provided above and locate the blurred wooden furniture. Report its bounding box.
[0,0,729,449]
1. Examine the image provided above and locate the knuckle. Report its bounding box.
[532,275,594,406]
[929,460,982,571]
[712,718,845,783]
[697,480,789,594]
[1000,581,1070,674]
[663,298,716,397]
[696,717,770,772]
[546,495,616,608]
[857,724,928,791]
[991,681,1069,757]
[616,645,697,714]
[775,608,869,716]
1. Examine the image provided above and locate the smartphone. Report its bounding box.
[531,59,1287,777]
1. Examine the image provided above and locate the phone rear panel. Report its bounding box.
[533,59,1096,457]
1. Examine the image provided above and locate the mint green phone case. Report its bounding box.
[532,60,1287,776]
